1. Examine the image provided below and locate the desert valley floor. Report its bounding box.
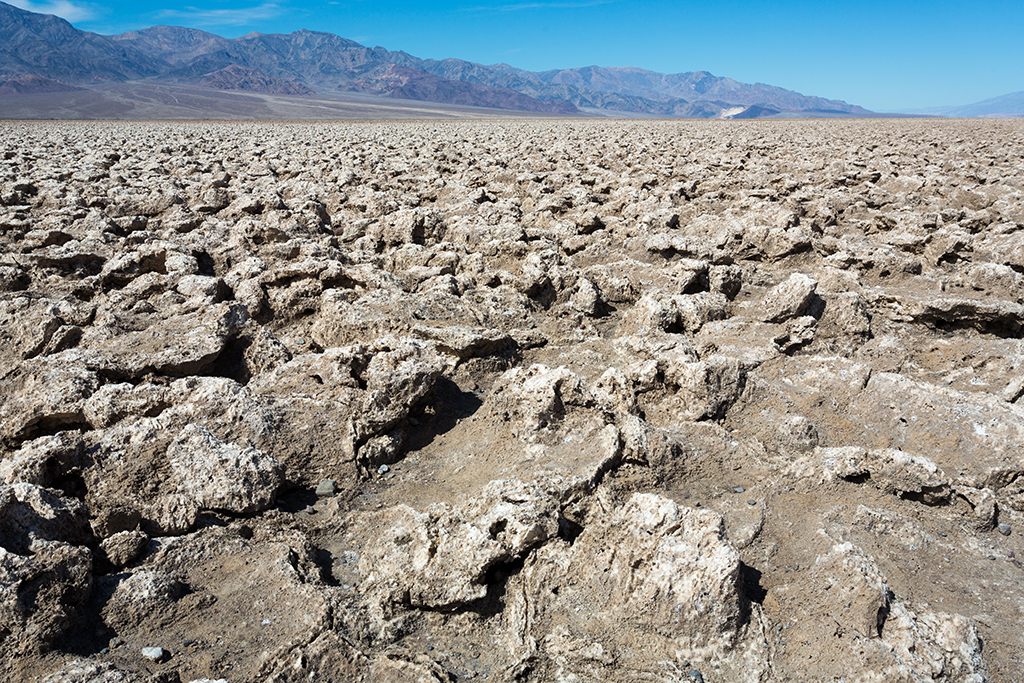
[2,118,1024,682]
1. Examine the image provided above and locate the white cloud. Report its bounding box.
[156,2,283,27]
[8,0,98,22]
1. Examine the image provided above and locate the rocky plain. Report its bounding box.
[1,118,1023,682]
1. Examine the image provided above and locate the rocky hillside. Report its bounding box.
[0,73,82,94]
[0,1,163,83]
[2,118,1023,681]
[109,26,231,66]
[194,65,315,96]
[0,0,870,117]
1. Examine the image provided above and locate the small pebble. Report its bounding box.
[747,499,757,506]
[109,637,124,649]
[378,464,390,474]
[689,669,704,683]
[141,646,167,662]
[304,505,316,514]
[315,479,337,498]
[427,645,434,651]
[998,523,1012,536]
[733,487,745,494]
[296,338,305,345]
[182,639,195,646]
[261,618,271,626]
[938,531,947,537]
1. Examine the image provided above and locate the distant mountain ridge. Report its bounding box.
[0,1,164,83]
[0,0,873,118]
[904,91,1024,118]
[417,59,872,116]
[111,26,231,66]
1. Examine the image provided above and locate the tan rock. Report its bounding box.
[100,530,148,567]
[168,424,284,514]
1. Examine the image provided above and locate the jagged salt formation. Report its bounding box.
[3,119,1023,682]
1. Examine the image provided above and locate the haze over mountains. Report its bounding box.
[0,0,882,119]
[902,91,1024,118]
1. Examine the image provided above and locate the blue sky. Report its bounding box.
[10,0,1024,111]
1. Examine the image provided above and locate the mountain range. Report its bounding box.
[0,0,877,118]
[901,91,1024,118]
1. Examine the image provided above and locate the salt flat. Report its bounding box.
[1,118,1023,682]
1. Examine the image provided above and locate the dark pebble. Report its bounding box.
[998,523,1012,536]
[690,669,704,683]
[747,499,757,506]
[733,487,745,494]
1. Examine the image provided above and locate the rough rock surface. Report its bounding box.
[167,424,284,514]
[2,119,1024,681]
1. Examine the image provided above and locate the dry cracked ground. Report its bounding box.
[2,118,1024,683]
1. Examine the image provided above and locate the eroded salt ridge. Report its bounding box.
[2,119,1023,682]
